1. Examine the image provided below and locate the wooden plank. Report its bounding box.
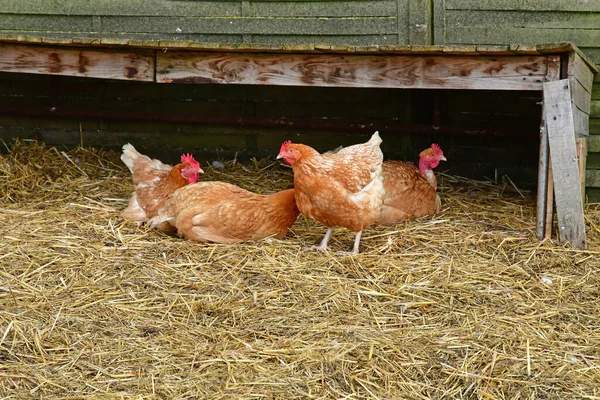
[543,79,587,249]
[591,99,600,116]
[570,77,592,114]
[592,119,600,135]
[250,1,397,17]
[586,170,600,188]
[572,106,590,138]
[446,27,600,48]
[584,48,600,67]
[576,137,588,203]
[546,55,561,82]
[587,153,600,169]
[0,14,93,32]
[250,34,400,47]
[0,43,154,81]
[545,156,554,240]
[408,0,431,45]
[100,16,398,35]
[589,134,600,153]
[446,0,600,12]
[594,83,600,99]
[398,0,410,45]
[433,0,446,45]
[569,53,595,93]
[444,9,600,29]
[586,187,600,203]
[0,0,242,16]
[536,114,549,240]
[157,51,552,90]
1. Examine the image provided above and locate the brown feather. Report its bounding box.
[288,136,385,232]
[377,160,439,224]
[152,182,299,243]
[121,145,196,225]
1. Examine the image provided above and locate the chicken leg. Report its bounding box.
[312,227,334,252]
[351,230,362,255]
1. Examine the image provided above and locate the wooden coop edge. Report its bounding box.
[0,33,596,71]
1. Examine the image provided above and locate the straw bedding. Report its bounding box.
[1,139,599,399]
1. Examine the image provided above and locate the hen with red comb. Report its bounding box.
[277,131,385,254]
[376,144,446,224]
[121,144,204,230]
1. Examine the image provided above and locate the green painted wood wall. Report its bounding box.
[0,0,599,199]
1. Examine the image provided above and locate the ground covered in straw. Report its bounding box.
[1,140,600,399]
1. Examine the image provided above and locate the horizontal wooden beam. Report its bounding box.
[157,51,555,90]
[0,43,154,81]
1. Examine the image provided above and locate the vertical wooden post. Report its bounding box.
[543,79,587,249]
[545,159,554,240]
[536,114,549,240]
[576,137,588,206]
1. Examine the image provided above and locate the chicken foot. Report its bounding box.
[311,227,334,252]
[311,227,362,255]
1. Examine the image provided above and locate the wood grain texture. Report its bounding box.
[157,51,553,90]
[543,79,586,249]
[0,43,154,81]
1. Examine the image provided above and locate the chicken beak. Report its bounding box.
[440,156,447,162]
[276,153,284,160]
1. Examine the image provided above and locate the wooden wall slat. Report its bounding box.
[446,27,600,49]
[446,9,600,29]
[250,35,400,46]
[0,15,93,32]
[0,0,242,16]
[250,1,397,17]
[446,0,600,12]
[99,16,397,35]
[585,170,600,188]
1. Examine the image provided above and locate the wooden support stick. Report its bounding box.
[576,137,588,206]
[545,157,554,240]
[536,114,549,240]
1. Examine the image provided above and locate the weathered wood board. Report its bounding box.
[576,137,588,201]
[536,114,550,240]
[157,51,554,90]
[0,43,154,81]
[543,79,586,249]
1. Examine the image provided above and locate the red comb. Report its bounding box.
[279,140,292,153]
[431,143,442,152]
[181,153,200,168]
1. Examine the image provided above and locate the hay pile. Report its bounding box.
[1,139,599,399]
